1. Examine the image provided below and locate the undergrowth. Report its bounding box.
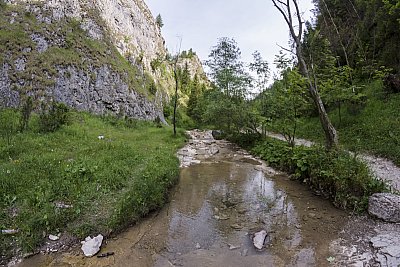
[295,80,400,165]
[251,137,387,212]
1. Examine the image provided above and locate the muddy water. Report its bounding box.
[17,136,349,267]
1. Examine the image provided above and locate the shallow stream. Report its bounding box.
[16,131,399,267]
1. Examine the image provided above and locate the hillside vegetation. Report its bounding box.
[295,81,400,165]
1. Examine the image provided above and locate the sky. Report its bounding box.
[145,0,316,81]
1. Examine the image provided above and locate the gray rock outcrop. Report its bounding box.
[0,0,173,121]
[370,233,400,267]
[368,193,400,223]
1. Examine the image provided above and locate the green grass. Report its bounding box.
[0,110,185,263]
[294,80,400,165]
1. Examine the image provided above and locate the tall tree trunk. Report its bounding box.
[173,67,178,136]
[172,39,182,137]
[272,0,339,149]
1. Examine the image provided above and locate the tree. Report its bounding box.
[172,38,182,136]
[250,51,270,93]
[263,52,310,147]
[156,14,164,28]
[272,0,339,149]
[205,37,251,99]
[204,38,252,132]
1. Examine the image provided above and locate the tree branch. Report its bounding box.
[276,43,296,55]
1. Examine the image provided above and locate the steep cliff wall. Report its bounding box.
[0,0,179,120]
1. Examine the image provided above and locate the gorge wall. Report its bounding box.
[0,0,206,120]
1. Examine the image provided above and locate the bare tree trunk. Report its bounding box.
[320,0,351,70]
[272,0,338,149]
[173,67,178,136]
[172,39,182,137]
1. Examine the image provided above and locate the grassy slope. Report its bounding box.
[0,110,185,262]
[295,81,400,165]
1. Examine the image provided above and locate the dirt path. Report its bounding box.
[266,131,400,193]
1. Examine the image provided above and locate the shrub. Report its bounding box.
[0,109,18,145]
[252,137,387,211]
[39,102,69,132]
[19,96,33,132]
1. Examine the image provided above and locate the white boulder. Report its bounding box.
[81,234,104,257]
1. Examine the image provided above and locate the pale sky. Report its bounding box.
[145,0,315,81]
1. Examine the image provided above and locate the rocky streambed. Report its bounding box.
[14,130,400,267]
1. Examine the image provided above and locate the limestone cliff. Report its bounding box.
[0,0,206,120]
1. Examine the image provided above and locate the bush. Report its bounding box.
[227,132,262,149]
[39,102,69,132]
[0,109,18,145]
[252,138,387,211]
[19,96,33,132]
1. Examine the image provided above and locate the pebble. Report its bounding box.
[230,224,243,230]
[49,234,60,241]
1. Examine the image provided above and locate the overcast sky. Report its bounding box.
[145,0,315,80]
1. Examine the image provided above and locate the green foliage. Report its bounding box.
[38,102,69,133]
[150,55,163,72]
[205,37,252,98]
[252,138,387,211]
[155,14,164,28]
[0,109,18,145]
[180,49,196,59]
[0,110,185,261]
[295,80,400,165]
[313,0,400,74]
[259,53,310,146]
[19,96,33,132]
[195,38,255,133]
[147,79,157,95]
[249,50,270,92]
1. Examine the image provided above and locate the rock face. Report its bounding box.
[0,0,206,120]
[53,65,163,120]
[368,193,400,223]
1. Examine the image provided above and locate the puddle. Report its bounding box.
[16,132,352,267]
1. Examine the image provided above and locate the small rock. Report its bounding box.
[368,193,400,223]
[218,214,230,220]
[97,252,115,258]
[241,248,249,257]
[230,224,243,230]
[253,230,267,250]
[48,234,59,241]
[81,234,104,257]
[228,244,241,250]
[237,208,247,214]
[2,229,19,235]
[308,212,316,219]
[327,256,335,263]
[54,202,73,209]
